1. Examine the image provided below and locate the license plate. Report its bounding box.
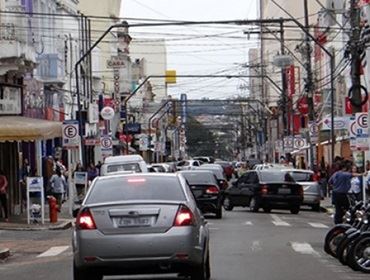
[278,188,291,194]
[117,217,152,227]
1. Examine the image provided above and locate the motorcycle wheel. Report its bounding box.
[336,233,357,265]
[346,234,370,273]
[324,224,352,257]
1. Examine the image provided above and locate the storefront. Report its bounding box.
[0,116,62,216]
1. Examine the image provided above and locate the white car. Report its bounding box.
[100,155,148,176]
[176,160,202,171]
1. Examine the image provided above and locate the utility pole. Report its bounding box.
[349,0,364,172]
[280,20,288,137]
[303,0,315,170]
[349,0,363,113]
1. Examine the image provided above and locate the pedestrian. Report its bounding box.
[73,162,86,197]
[87,162,98,182]
[19,158,32,209]
[328,160,363,224]
[95,161,102,176]
[348,165,362,202]
[0,170,9,222]
[49,169,67,211]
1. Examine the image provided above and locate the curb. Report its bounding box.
[0,220,73,232]
[0,248,10,260]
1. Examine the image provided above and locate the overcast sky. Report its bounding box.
[120,0,260,99]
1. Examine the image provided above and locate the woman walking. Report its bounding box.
[0,170,9,222]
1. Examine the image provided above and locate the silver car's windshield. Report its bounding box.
[86,176,186,204]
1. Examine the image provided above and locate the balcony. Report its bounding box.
[36,54,65,84]
[0,22,37,75]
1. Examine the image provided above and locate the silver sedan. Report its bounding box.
[72,173,210,280]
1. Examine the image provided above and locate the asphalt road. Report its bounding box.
[0,207,368,280]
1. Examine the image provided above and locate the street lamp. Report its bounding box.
[74,21,130,165]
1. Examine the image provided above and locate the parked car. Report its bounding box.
[176,160,202,171]
[197,164,228,190]
[73,173,210,280]
[223,170,303,214]
[280,169,322,211]
[214,161,234,180]
[100,155,148,176]
[193,156,215,164]
[179,170,223,219]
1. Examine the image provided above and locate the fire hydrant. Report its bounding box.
[47,196,58,223]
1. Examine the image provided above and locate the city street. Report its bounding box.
[1,208,368,280]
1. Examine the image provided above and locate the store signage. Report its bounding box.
[321,116,348,130]
[124,123,141,134]
[100,106,115,120]
[106,55,126,69]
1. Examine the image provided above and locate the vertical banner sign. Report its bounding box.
[180,93,187,124]
[355,112,369,151]
[62,120,80,149]
[100,135,113,158]
[308,121,319,144]
[348,116,357,151]
[26,177,44,225]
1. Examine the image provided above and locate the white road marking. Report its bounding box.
[209,227,219,230]
[244,221,253,225]
[290,242,319,256]
[251,240,262,252]
[308,222,329,229]
[37,246,69,258]
[270,214,291,226]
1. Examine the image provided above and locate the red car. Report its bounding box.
[215,161,234,180]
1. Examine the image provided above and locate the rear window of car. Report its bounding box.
[258,171,295,183]
[181,172,216,184]
[107,163,141,173]
[86,176,186,204]
[289,172,314,182]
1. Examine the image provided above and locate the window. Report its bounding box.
[107,163,141,173]
[86,177,186,204]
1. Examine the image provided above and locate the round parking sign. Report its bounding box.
[357,113,367,129]
[101,137,112,149]
[63,125,77,139]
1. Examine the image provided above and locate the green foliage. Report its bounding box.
[185,117,216,157]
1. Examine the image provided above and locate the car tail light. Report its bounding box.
[260,185,269,195]
[173,205,195,226]
[206,186,219,194]
[76,209,97,230]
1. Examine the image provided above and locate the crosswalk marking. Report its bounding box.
[270,214,291,226]
[308,222,329,229]
[37,246,69,258]
[244,221,253,225]
[290,242,319,256]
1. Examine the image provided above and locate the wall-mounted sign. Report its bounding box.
[0,85,22,115]
[106,55,126,69]
[124,123,141,134]
[101,106,115,120]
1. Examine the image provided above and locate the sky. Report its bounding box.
[120,0,260,100]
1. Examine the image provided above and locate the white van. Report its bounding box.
[100,155,148,176]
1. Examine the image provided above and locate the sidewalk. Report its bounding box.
[0,200,74,231]
[320,196,334,215]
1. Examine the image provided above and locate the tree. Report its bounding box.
[185,117,217,157]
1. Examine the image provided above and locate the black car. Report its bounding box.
[179,170,223,219]
[223,170,303,214]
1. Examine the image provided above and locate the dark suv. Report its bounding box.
[223,170,303,214]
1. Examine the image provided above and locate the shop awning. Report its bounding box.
[0,116,62,142]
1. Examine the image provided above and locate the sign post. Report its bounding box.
[26,177,44,224]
